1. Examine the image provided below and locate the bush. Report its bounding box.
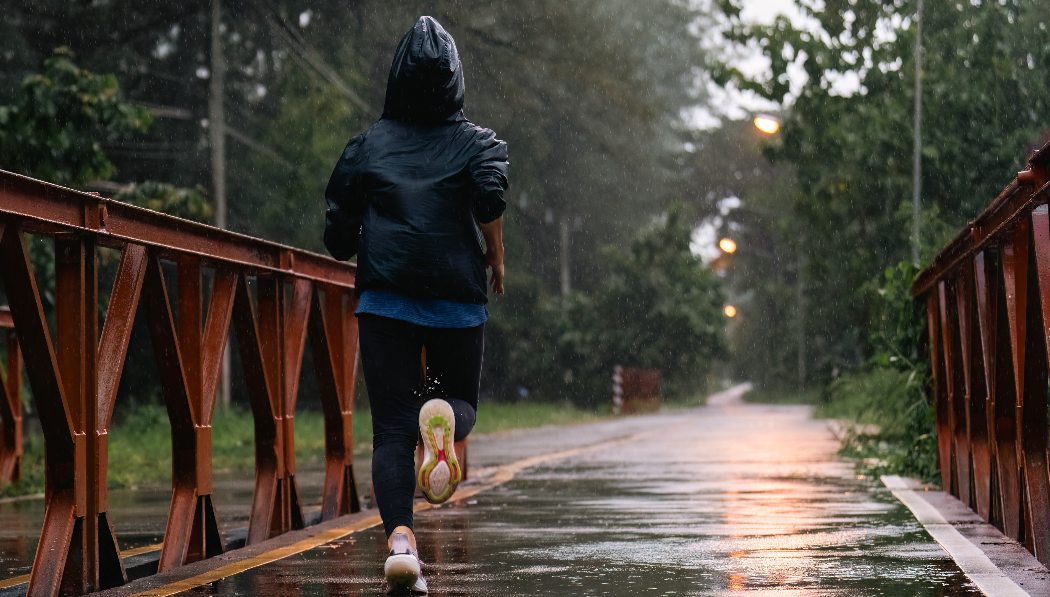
[116,182,212,223]
[818,367,938,482]
[815,260,939,482]
[486,206,727,407]
[0,47,151,186]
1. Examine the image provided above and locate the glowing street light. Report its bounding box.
[718,237,737,254]
[753,114,781,136]
[723,304,738,318]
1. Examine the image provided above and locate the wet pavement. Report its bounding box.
[150,388,981,596]
[0,467,337,581]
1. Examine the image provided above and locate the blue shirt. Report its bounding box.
[355,289,488,328]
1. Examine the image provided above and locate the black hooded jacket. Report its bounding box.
[324,16,509,304]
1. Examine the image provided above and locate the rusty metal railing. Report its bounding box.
[0,170,367,595]
[0,308,22,485]
[913,140,1050,564]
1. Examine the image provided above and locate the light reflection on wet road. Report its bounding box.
[175,394,979,596]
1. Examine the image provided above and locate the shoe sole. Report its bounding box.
[417,399,462,504]
[385,553,421,594]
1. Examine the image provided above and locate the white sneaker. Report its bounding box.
[385,533,427,594]
[417,398,462,504]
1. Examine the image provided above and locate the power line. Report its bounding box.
[245,0,371,112]
[224,125,296,171]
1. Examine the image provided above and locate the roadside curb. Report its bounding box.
[883,475,1050,596]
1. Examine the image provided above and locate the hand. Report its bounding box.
[486,250,505,296]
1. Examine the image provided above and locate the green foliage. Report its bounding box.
[817,366,939,483]
[715,0,1050,385]
[116,182,212,223]
[591,207,729,395]
[491,207,727,406]
[711,1,1049,480]
[3,3,722,406]
[472,401,606,434]
[867,261,926,373]
[0,48,151,186]
[19,1,711,289]
[812,260,937,482]
[230,66,358,251]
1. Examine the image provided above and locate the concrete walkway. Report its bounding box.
[125,387,983,596]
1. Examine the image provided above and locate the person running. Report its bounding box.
[323,15,508,595]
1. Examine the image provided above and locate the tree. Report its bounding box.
[0,48,151,186]
[3,2,727,404]
[714,0,1050,382]
[492,206,727,405]
[592,206,728,396]
[116,182,212,223]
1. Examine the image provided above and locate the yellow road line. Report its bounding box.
[0,573,29,590]
[124,543,165,558]
[131,514,384,597]
[133,434,639,597]
[0,542,164,589]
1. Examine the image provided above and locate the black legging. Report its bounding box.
[357,313,482,536]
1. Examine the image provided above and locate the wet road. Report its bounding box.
[0,466,336,581]
[168,390,980,596]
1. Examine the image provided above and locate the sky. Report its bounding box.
[684,0,807,128]
[688,0,806,258]
[739,0,806,25]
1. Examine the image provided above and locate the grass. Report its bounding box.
[473,400,606,433]
[814,367,939,483]
[107,404,343,489]
[0,399,607,497]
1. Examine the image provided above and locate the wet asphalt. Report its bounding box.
[157,388,979,596]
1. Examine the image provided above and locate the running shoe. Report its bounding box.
[385,532,428,594]
[417,398,462,504]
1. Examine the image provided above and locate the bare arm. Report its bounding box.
[481,217,504,295]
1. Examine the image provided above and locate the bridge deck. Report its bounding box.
[100,388,983,596]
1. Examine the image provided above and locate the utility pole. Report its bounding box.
[559,216,571,296]
[911,0,924,265]
[210,0,231,407]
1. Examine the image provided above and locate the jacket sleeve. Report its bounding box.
[324,134,367,261]
[468,129,509,224]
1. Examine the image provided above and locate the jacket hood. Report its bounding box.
[383,16,465,122]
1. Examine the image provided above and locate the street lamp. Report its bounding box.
[718,237,737,254]
[753,114,781,136]
[723,304,738,318]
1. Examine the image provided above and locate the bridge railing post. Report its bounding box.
[0,225,128,595]
[311,284,361,519]
[0,169,378,594]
